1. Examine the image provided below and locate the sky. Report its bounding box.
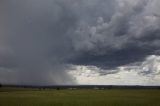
[0,0,160,85]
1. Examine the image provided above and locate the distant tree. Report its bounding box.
[0,83,2,88]
[56,87,60,90]
[108,85,113,89]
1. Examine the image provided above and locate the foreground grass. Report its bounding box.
[0,88,160,106]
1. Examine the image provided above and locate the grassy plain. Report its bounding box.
[0,87,160,106]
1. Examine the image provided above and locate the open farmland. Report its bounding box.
[0,87,160,106]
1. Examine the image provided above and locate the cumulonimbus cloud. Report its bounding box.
[0,0,160,85]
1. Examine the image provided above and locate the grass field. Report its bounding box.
[0,87,160,106]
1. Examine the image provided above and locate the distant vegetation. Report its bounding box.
[0,88,160,106]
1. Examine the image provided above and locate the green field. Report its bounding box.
[0,88,160,106]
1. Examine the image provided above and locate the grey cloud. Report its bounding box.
[0,0,160,85]
[0,0,77,85]
[69,0,160,69]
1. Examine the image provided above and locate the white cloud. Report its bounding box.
[69,55,160,85]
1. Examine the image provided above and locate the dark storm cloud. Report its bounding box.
[69,46,153,69]
[69,0,160,69]
[0,0,77,85]
[0,0,160,85]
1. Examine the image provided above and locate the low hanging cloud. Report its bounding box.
[0,0,160,85]
[69,55,160,85]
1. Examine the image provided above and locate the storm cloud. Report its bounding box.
[0,0,160,85]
